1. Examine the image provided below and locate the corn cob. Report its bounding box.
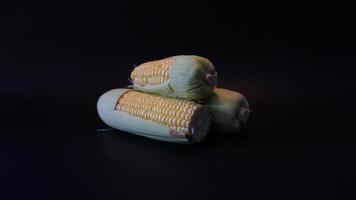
[130,55,217,101]
[205,88,250,133]
[97,89,211,143]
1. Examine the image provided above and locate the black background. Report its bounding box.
[1,1,356,199]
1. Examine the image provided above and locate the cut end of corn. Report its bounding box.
[115,90,210,142]
[238,106,251,126]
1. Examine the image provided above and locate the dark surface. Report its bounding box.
[1,2,356,200]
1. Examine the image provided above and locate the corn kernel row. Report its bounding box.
[116,91,198,133]
[130,58,173,86]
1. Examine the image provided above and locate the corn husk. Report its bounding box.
[131,55,217,101]
[205,88,250,134]
[97,89,211,143]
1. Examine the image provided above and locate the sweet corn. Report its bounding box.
[97,89,211,143]
[205,88,250,133]
[130,55,217,101]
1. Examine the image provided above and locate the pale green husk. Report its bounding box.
[97,89,209,143]
[132,55,217,101]
[205,88,250,134]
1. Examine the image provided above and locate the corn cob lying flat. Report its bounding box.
[97,89,211,143]
[130,55,217,101]
[205,88,250,133]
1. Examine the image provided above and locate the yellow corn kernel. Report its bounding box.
[97,89,212,143]
[130,58,172,86]
[116,91,197,133]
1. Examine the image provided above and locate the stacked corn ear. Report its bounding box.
[205,88,250,134]
[130,55,217,101]
[97,89,211,143]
